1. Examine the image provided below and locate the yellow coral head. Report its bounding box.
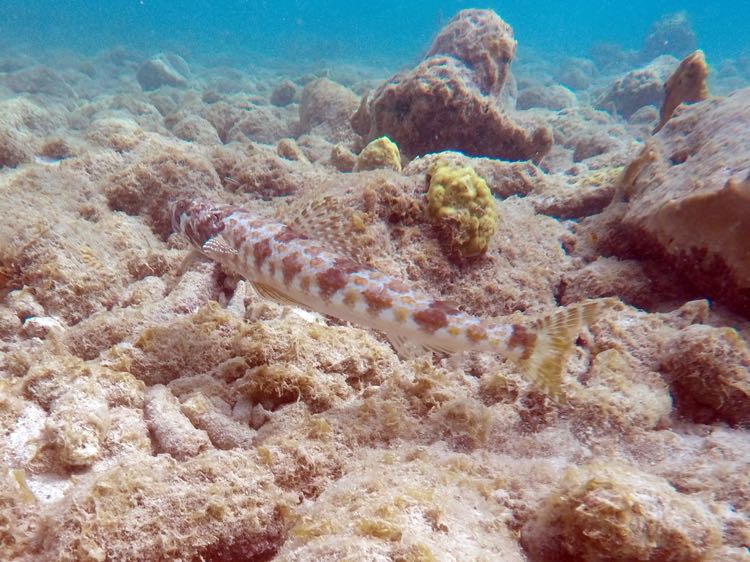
[425,160,497,258]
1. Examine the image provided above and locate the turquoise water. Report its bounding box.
[0,1,747,64]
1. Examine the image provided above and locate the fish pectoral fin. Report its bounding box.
[387,334,455,359]
[176,248,207,275]
[388,334,423,359]
[250,281,310,309]
[202,236,237,260]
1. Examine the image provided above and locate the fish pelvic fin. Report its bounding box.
[514,298,618,402]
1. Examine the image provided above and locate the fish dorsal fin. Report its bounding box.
[250,281,309,309]
[282,195,372,264]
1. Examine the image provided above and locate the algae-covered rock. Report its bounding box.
[425,161,497,258]
[654,49,709,132]
[298,78,359,143]
[277,450,526,561]
[271,79,297,107]
[661,324,750,426]
[35,452,292,561]
[608,87,750,316]
[277,138,308,162]
[596,55,678,119]
[136,53,190,90]
[329,143,357,172]
[353,10,552,162]
[425,8,516,97]
[640,12,697,62]
[522,462,723,562]
[354,136,401,172]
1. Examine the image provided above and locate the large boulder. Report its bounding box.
[351,9,551,163]
[596,55,678,119]
[640,12,697,62]
[298,78,359,143]
[605,88,750,316]
[137,53,190,91]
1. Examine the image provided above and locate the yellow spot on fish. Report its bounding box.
[394,307,409,322]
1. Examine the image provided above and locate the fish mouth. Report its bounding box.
[170,199,194,234]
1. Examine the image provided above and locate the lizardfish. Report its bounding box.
[172,198,609,399]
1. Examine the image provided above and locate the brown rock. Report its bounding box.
[136,54,189,91]
[329,143,357,172]
[0,123,32,167]
[277,138,308,162]
[220,144,324,198]
[171,114,221,145]
[105,144,223,237]
[36,451,290,561]
[596,55,678,119]
[560,257,654,305]
[39,136,72,160]
[0,97,64,166]
[2,65,78,99]
[352,10,552,162]
[661,324,750,426]
[608,88,750,316]
[298,78,359,142]
[225,105,292,144]
[517,85,577,111]
[145,384,211,459]
[641,11,697,62]
[271,79,297,107]
[654,50,709,133]
[521,462,722,562]
[425,8,516,96]
[201,100,245,142]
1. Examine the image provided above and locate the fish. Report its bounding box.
[171,198,612,400]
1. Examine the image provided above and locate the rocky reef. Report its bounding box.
[0,8,749,562]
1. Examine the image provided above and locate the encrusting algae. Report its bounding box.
[354,135,402,172]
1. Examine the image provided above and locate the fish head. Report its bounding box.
[171,199,232,248]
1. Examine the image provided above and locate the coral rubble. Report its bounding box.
[1,8,749,562]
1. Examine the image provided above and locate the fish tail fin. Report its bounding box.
[515,298,617,401]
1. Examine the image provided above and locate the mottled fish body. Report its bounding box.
[172,199,608,399]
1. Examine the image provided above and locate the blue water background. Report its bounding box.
[1,1,747,65]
